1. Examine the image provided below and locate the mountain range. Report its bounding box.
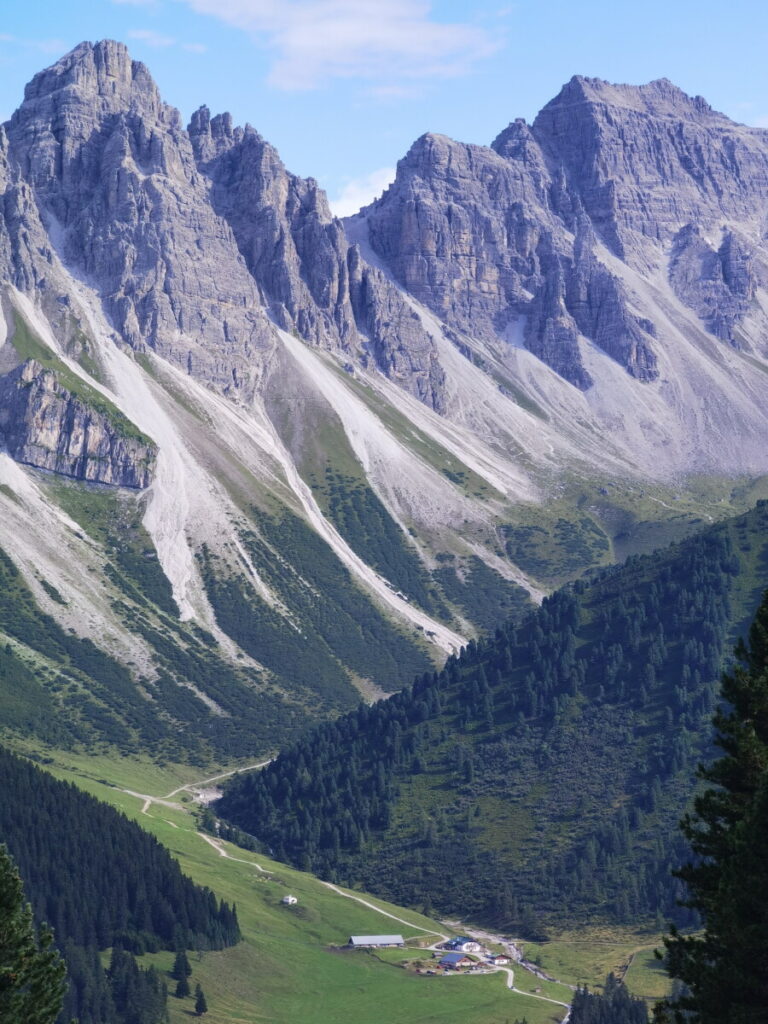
[1,40,768,756]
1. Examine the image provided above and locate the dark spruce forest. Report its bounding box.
[217,501,768,934]
[0,748,239,1024]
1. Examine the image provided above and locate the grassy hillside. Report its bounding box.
[0,473,437,763]
[35,751,577,1024]
[2,313,763,777]
[0,533,310,762]
[217,500,768,935]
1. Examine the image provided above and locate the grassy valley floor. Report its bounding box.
[37,749,577,1024]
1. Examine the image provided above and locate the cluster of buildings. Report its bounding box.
[434,937,512,972]
[440,936,482,954]
[344,932,513,974]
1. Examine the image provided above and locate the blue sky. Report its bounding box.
[2,1,767,215]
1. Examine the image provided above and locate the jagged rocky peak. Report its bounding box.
[397,131,465,175]
[537,74,722,121]
[189,105,249,165]
[9,40,178,190]
[18,39,168,119]
[7,38,187,214]
[363,129,546,336]
[3,40,274,399]
[186,101,446,408]
[189,103,334,225]
[4,42,768,475]
[490,117,548,176]
[353,73,768,389]
[359,106,660,388]
[0,39,449,414]
[530,74,768,257]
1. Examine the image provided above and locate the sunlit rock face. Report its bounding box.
[0,359,157,488]
[3,44,768,487]
[356,76,768,389]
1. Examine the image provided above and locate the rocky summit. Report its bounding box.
[355,76,768,396]
[1,42,768,748]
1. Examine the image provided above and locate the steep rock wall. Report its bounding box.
[0,359,156,487]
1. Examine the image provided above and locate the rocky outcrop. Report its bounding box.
[356,75,768,388]
[5,41,275,399]
[669,225,760,347]
[531,76,768,259]
[0,359,156,487]
[363,132,541,344]
[357,128,660,389]
[346,245,446,409]
[189,107,357,348]
[565,218,658,380]
[188,105,446,409]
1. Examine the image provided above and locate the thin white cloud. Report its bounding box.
[182,42,208,52]
[174,0,500,90]
[753,115,768,128]
[329,166,396,218]
[128,28,177,47]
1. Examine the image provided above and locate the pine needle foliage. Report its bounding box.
[656,591,768,1023]
[0,843,66,1024]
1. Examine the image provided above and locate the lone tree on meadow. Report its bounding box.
[174,974,191,999]
[172,948,192,981]
[194,981,208,1016]
[656,590,768,1023]
[0,843,66,1024]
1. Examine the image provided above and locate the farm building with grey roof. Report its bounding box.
[348,935,405,948]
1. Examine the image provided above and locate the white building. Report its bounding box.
[281,894,298,905]
[446,936,482,954]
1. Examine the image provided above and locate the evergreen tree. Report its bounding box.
[571,974,647,1023]
[0,843,66,1024]
[194,983,208,1016]
[656,590,768,1023]
[174,975,190,999]
[172,950,192,981]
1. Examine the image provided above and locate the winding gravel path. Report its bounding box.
[122,765,571,1021]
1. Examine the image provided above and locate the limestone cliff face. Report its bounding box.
[4,41,274,399]
[668,225,763,347]
[187,106,446,409]
[355,76,768,389]
[532,77,768,258]
[0,41,447,411]
[357,126,658,389]
[0,359,156,487]
[3,43,768,484]
[8,44,768,406]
